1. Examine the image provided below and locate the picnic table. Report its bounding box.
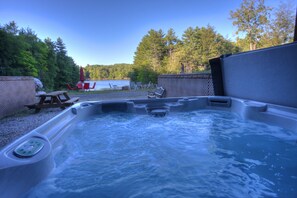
[26,91,79,112]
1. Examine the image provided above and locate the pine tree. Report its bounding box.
[134,29,166,72]
[44,38,57,90]
[55,37,70,88]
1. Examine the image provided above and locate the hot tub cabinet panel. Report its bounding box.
[0,96,296,197]
[0,134,53,198]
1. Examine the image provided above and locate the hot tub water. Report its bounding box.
[27,110,297,198]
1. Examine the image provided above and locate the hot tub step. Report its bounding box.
[150,109,167,117]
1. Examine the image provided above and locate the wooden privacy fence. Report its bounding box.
[158,73,214,97]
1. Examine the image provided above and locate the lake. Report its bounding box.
[84,80,130,91]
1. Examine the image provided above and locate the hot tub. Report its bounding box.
[0,96,297,197]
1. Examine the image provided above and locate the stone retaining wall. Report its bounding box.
[0,76,35,118]
[158,73,214,97]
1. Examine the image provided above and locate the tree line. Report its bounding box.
[86,25,240,82]
[134,26,238,74]
[0,22,79,90]
[230,0,295,51]
[84,64,133,80]
[130,0,295,83]
[84,63,158,84]
[0,0,295,87]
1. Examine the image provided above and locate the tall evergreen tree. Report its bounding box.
[67,56,79,85]
[0,27,21,75]
[180,27,198,72]
[180,26,238,71]
[163,29,181,73]
[165,28,179,57]
[44,38,57,90]
[19,28,48,78]
[134,29,166,72]
[55,37,69,88]
[3,21,19,35]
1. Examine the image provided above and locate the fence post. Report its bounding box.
[294,8,297,42]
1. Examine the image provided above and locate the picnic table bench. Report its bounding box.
[26,91,79,112]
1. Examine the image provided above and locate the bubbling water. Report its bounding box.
[27,110,297,198]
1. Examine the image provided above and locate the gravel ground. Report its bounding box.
[0,90,148,149]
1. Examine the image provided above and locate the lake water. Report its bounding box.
[84,80,130,91]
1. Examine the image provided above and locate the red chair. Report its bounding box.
[77,83,83,89]
[90,82,96,90]
[83,82,90,91]
[66,84,77,90]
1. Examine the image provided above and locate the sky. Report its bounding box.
[0,0,295,66]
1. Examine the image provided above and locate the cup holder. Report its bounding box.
[13,137,45,158]
[244,101,267,112]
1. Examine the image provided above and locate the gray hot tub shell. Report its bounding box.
[0,96,297,197]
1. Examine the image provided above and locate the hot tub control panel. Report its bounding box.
[13,137,45,158]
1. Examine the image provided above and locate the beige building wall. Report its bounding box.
[0,76,35,118]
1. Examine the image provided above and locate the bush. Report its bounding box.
[128,66,158,84]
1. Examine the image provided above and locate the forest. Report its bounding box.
[0,0,295,88]
[0,22,79,90]
[84,64,133,80]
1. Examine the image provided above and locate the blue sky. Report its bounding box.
[0,0,294,66]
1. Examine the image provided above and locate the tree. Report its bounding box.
[54,37,79,89]
[84,64,133,80]
[44,38,57,90]
[3,21,19,35]
[99,67,109,79]
[17,50,38,76]
[272,1,295,43]
[165,28,179,57]
[134,29,166,72]
[0,21,78,90]
[163,29,181,73]
[179,26,238,71]
[234,37,250,51]
[230,0,271,50]
[0,27,21,75]
[54,38,67,88]
[13,28,39,77]
[128,65,158,84]
[67,56,79,85]
[55,37,67,56]
[19,28,48,78]
[261,1,295,47]
[180,27,200,72]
